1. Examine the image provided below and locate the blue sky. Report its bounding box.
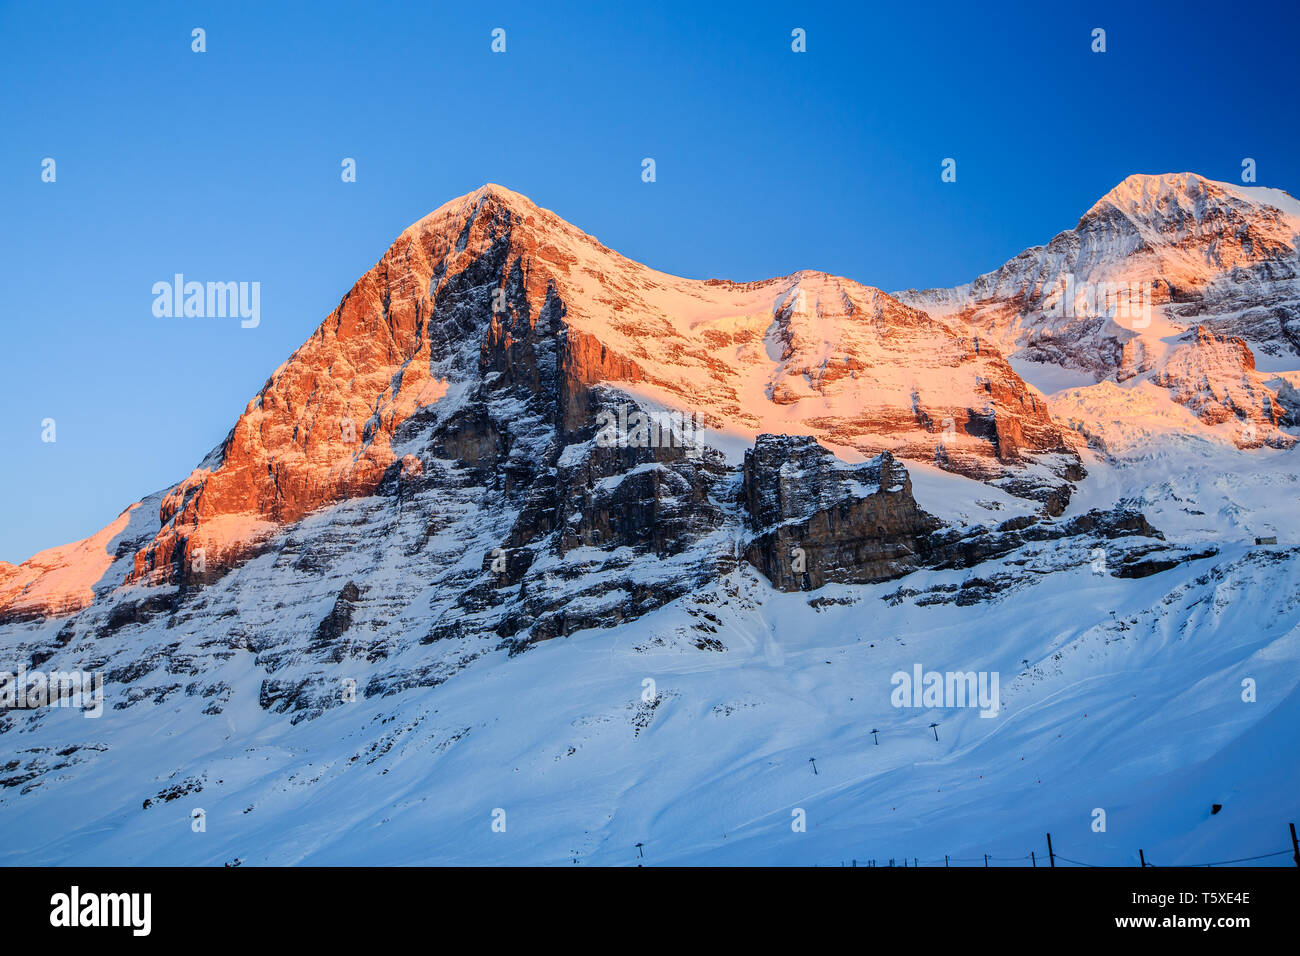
[2,0,1298,562]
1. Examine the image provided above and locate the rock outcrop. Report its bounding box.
[1152,326,1292,446]
[741,435,941,590]
[739,434,1167,593]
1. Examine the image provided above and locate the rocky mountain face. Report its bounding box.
[0,185,1088,626]
[2,175,1294,638]
[740,434,1183,594]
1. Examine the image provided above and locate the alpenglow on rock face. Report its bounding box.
[1,183,1094,624]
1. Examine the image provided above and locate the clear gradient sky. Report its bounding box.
[2,0,1298,562]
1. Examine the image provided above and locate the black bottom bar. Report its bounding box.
[1,865,1291,941]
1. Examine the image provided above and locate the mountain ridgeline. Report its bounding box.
[1,174,1296,661]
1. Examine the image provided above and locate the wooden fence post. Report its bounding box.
[1046,832,1055,867]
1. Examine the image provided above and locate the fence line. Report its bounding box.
[826,822,1300,868]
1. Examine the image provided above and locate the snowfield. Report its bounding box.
[1,439,1297,867]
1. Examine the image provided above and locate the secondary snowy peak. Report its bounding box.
[904,171,1300,348]
[901,172,1300,362]
[1076,173,1300,297]
[896,172,1300,449]
[1082,172,1300,234]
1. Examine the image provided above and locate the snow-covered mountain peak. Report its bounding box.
[402,184,543,247]
[897,172,1300,454]
[1085,171,1216,220]
[2,179,1299,868]
[1080,171,1300,242]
